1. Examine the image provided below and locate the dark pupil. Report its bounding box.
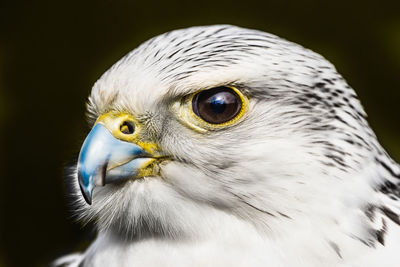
[192,87,242,124]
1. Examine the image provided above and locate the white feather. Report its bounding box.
[58,25,400,266]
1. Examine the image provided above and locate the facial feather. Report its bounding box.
[70,25,399,250]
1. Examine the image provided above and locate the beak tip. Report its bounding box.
[78,173,93,205]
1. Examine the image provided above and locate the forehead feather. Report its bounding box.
[90,25,337,115]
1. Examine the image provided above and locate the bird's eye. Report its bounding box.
[192,87,243,124]
[172,86,248,132]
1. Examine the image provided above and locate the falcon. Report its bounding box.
[54,25,400,267]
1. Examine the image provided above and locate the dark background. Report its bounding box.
[1,0,399,266]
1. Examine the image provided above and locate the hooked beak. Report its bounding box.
[77,113,160,205]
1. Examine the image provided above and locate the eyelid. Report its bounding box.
[173,86,249,132]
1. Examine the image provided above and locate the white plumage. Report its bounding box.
[55,25,400,267]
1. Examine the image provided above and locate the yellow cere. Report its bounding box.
[95,111,161,155]
[179,86,248,132]
[94,111,165,178]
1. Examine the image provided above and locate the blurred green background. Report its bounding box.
[1,0,399,266]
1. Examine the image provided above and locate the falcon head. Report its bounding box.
[72,25,382,239]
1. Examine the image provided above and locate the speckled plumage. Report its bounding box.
[55,25,400,267]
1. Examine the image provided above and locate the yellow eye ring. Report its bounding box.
[179,86,248,132]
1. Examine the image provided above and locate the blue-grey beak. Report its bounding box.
[77,123,154,204]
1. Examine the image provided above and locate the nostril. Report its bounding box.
[120,120,135,135]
